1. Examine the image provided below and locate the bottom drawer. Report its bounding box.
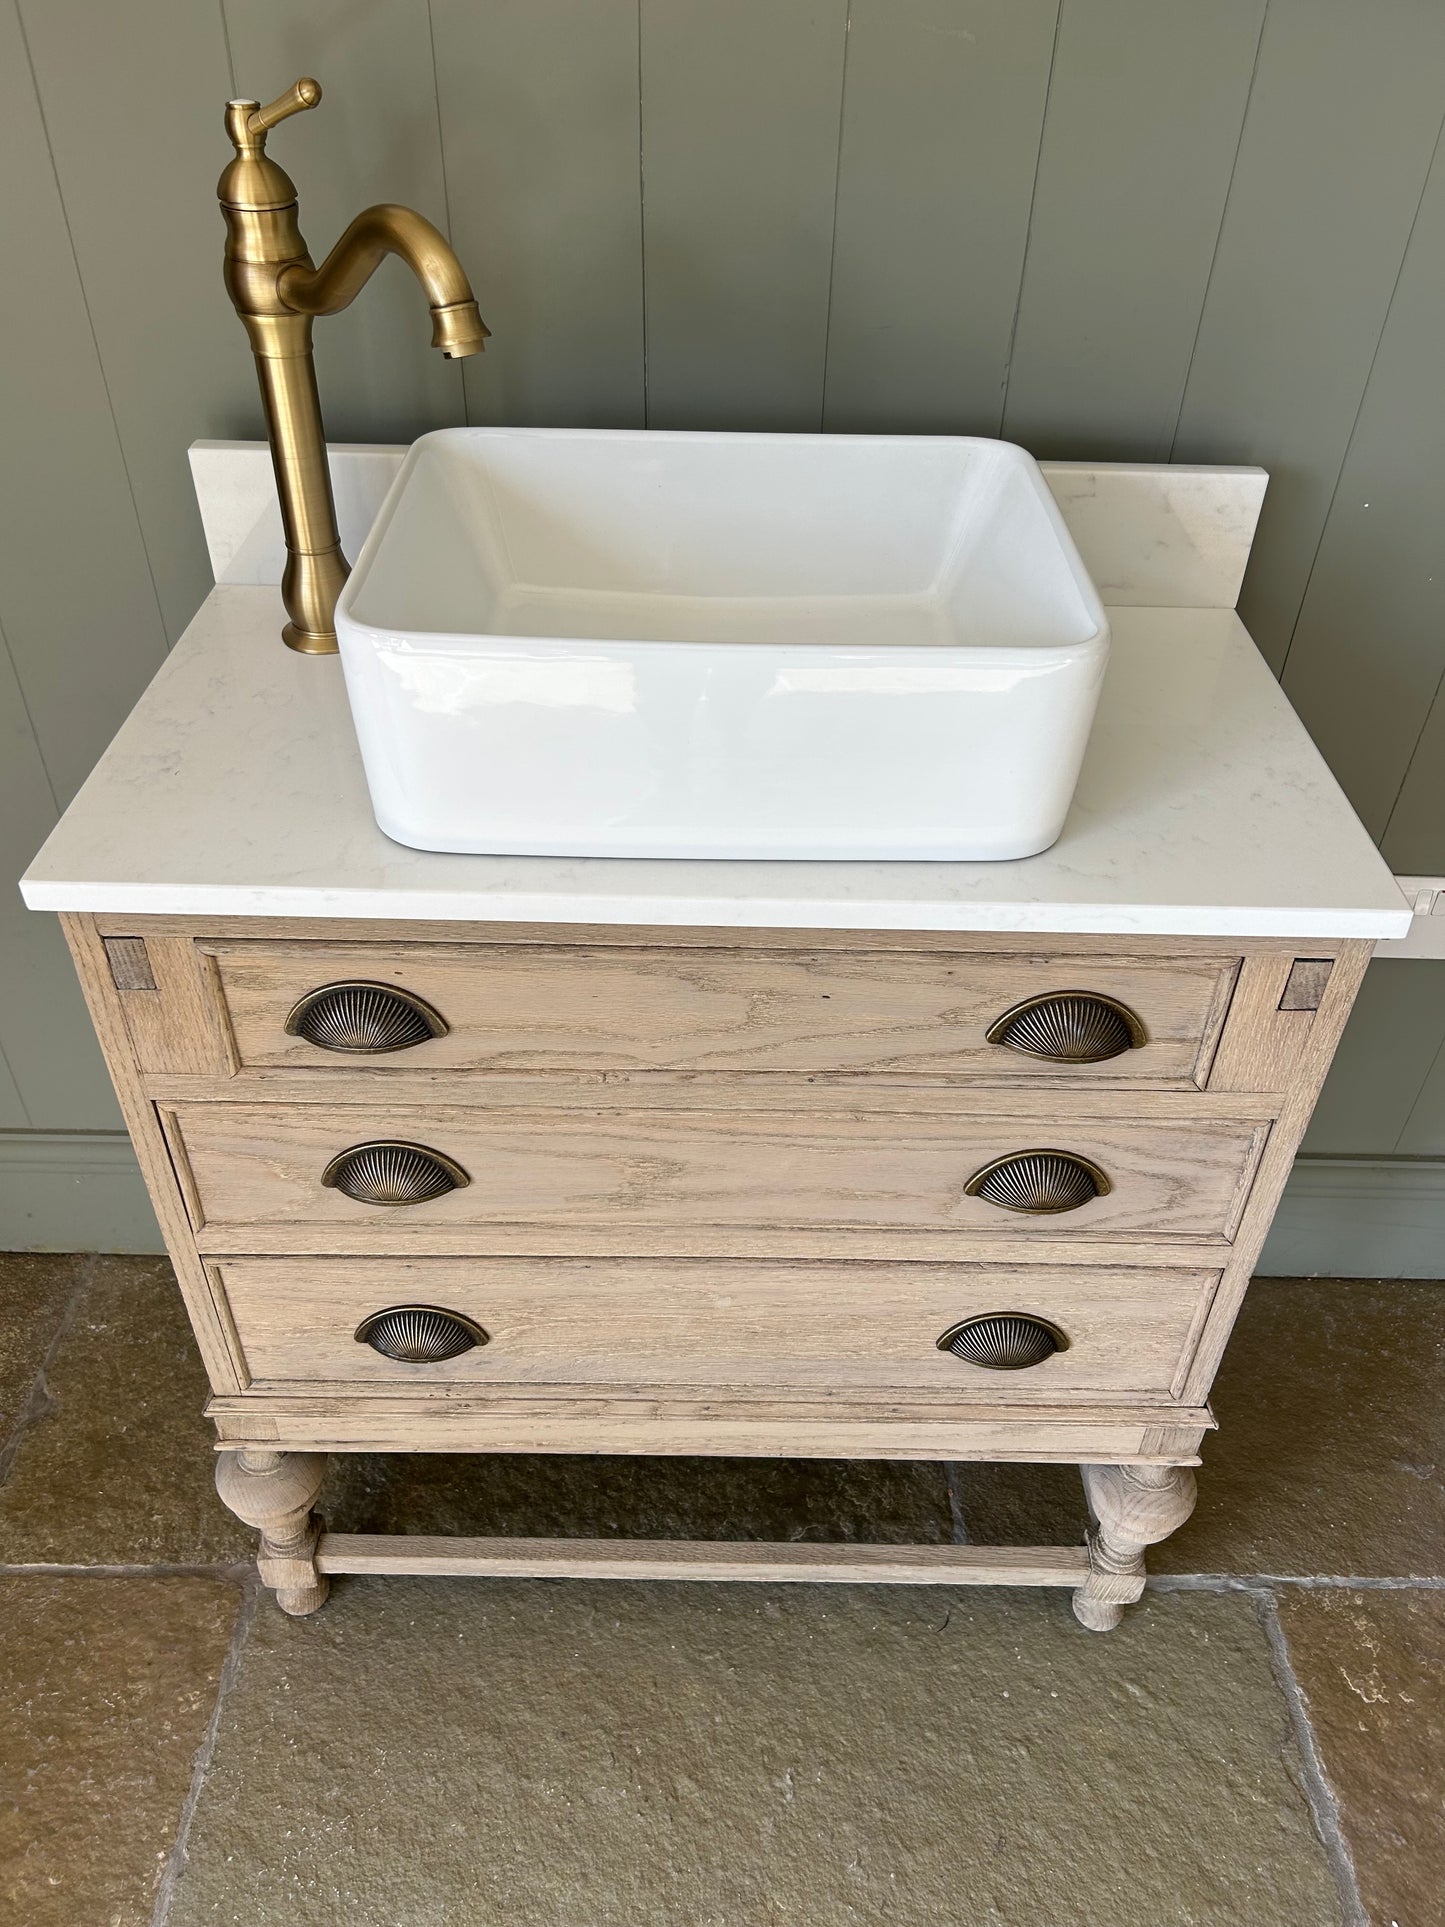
[211,1257,1218,1401]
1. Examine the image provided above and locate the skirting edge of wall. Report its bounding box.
[1257,1155,1445,1279]
[0,1134,1440,1277]
[0,1131,162,1254]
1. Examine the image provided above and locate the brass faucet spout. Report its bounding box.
[277,204,489,358]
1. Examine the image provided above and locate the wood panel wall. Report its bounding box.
[2,0,1443,1183]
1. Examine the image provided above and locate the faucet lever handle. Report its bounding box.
[247,77,321,139]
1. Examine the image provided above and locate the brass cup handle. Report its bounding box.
[355,1305,487,1364]
[937,1313,1068,1370]
[285,981,448,1055]
[986,991,1147,1064]
[963,1149,1111,1214]
[320,1140,469,1207]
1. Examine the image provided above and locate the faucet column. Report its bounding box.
[219,80,485,653]
[248,313,350,654]
[218,82,349,655]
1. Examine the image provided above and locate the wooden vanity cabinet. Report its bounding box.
[61,911,1370,1628]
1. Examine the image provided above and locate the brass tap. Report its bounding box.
[219,79,488,653]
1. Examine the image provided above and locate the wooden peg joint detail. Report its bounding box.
[103,936,156,992]
[1279,958,1333,1012]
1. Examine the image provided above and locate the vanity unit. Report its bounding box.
[22,447,1409,1629]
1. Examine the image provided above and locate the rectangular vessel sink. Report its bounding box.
[335,428,1109,860]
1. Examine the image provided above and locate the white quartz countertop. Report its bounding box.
[22,574,1410,938]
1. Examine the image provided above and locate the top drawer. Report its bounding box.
[200,940,1238,1086]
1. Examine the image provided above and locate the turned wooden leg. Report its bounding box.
[215,1448,330,1616]
[1071,1462,1197,1633]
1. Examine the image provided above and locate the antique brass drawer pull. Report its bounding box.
[937,1313,1068,1370]
[285,980,448,1054]
[964,1149,1111,1214]
[985,991,1146,1064]
[320,1140,470,1206]
[355,1304,488,1363]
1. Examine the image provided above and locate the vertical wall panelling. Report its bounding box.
[0,1063,25,1135]
[1356,135,1445,859]
[430,0,645,428]
[1280,132,1445,840]
[1300,963,1445,1157]
[1001,0,1265,462]
[0,635,118,1130]
[0,631,42,1125]
[0,0,168,806]
[821,0,1058,435]
[16,0,259,644]
[1171,0,1445,669]
[221,0,467,445]
[0,0,152,1129]
[1395,1023,1445,1158]
[1385,697,1445,878]
[640,0,848,430]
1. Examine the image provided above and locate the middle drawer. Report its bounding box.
[164,1102,1267,1243]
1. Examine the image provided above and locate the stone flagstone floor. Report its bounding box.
[0,1253,1440,1926]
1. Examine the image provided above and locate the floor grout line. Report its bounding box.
[1256,1588,1369,1927]
[1148,1571,1445,1593]
[944,1463,970,1544]
[0,1252,97,1488]
[0,1559,255,1580]
[148,1576,261,1927]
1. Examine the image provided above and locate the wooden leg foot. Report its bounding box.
[1071,1462,1196,1633]
[216,1448,330,1616]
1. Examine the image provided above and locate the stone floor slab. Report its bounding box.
[1160,1279,1445,1578]
[1277,1587,1445,1927]
[0,1574,239,1927]
[168,1580,1345,1927]
[323,1449,956,1545]
[0,1255,251,1564]
[953,1457,1089,1550]
[955,1280,1445,1580]
[0,1251,83,1451]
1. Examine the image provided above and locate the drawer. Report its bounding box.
[165,1103,1267,1243]
[209,1256,1220,1399]
[201,939,1238,1085]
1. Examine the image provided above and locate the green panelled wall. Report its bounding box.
[2,0,1443,1248]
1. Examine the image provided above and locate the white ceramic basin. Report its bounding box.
[335,428,1109,860]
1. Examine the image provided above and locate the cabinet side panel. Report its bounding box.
[1180,939,1374,1402]
[57,913,242,1393]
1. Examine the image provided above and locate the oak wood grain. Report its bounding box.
[89,912,1352,960]
[314,1534,1092,1584]
[163,1101,1268,1242]
[207,1391,1209,1462]
[1179,937,1374,1400]
[58,914,242,1391]
[203,938,1239,1085]
[113,935,234,1078]
[210,1254,1218,1399]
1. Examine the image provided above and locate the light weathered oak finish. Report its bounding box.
[209,1255,1219,1399]
[204,1391,1212,1463]
[59,911,1373,1621]
[102,935,156,991]
[315,1535,1092,1587]
[202,938,1239,1085]
[58,914,242,1393]
[213,1446,328,1616]
[160,1101,1268,1244]
[1072,1461,1199,1632]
